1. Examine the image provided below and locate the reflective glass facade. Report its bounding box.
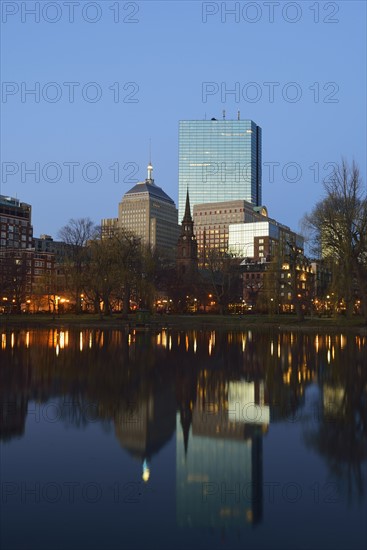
[228,220,304,259]
[178,119,262,222]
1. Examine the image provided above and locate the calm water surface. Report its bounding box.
[1,327,366,550]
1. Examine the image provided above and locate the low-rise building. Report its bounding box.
[193,199,267,266]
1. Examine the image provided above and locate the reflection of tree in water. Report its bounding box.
[303,338,367,500]
[2,327,366,504]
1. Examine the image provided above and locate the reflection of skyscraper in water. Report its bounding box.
[176,373,268,529]
[114,383,176,482]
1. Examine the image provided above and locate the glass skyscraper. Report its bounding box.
[178,118,262,222]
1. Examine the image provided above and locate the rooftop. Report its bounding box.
[125,179,175,205]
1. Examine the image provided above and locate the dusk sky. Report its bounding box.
[1,0,366,239]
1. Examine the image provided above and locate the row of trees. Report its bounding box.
[1,160,365,321]
[57,219,164,315]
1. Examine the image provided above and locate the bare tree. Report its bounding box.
[303,160,367,322]
[58,218,98,313]
[206,249,242,314]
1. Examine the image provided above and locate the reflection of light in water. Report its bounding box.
[340,334,346,349]
[1,334,6,349]
[242,334,246,352]
[193,333,197,353]
[26,332,30,348]
[208,331,216,356]
[89,333,92,349]
[177,333,181,346]
[315,335,319,353]
[162,330,167,349]
[169,335,172,350]
[142,459,150,483]
[156,333,161,345]
[185,335,189,352]
[79,332,83,352]
[288,350,292,365]
[270,341,274,356]
[328,336,331,349]
[290,332,294,344]
[332,346,335,360]
[283,368,291,384]
[248,330,252,342]
[56,344,59,356]
[60,331,65,349]
[327,349,331,364]
[11,333,15,348]
[356,335,365,350]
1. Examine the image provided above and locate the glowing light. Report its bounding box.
[340,334,346,349]
[242,334,247,352]
[142,459,150,483]
[162,330,167,349]
[79,332,83,352]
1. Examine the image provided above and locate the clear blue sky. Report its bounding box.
[1,1,366,238]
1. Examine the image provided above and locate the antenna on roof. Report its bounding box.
[222,109,226,120]
[147,138,153,181]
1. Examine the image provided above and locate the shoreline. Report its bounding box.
[1,314,366,334]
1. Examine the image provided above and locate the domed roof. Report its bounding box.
[125,179,175,205]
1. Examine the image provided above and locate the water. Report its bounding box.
[1,328,366,550]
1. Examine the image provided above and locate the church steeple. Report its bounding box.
[181,189,194,236]
[176,189,198,279]
[183,189,192,224]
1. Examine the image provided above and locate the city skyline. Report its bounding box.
[1,2,366,239]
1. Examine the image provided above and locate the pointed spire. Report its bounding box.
[183,188,192,223]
